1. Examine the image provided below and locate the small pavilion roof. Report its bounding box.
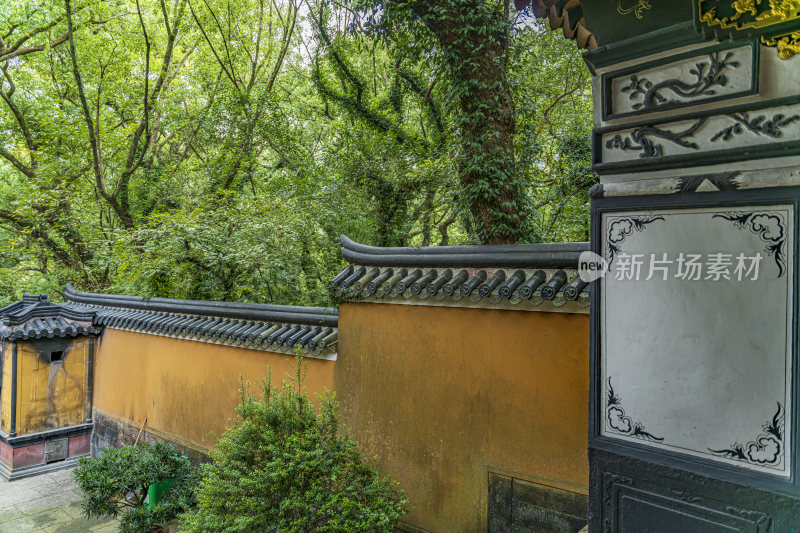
[0,294,99,341]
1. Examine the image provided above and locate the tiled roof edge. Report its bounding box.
[516,0,598,51]
[0,294,96,326]
[331,264,590,311]
[65,302,338,358]
[63,284,338,328]
[341,235,589,268]
[544,0,598,51]
[0,319,100,342]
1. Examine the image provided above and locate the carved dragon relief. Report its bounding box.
[762,30,800,59]
[699,0,800,30]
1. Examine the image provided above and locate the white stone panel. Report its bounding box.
[600,102,800,165]
[609,45,755,118]
[601,205,793,476]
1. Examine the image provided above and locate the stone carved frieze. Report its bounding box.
[597,101,800,170]
[604,43,756,119]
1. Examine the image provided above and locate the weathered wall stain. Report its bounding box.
[0,339,89,435]
[335,302,590,533]
[92,329,335,450]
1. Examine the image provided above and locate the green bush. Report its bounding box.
[73,441,198,533]
[180,361,408,532]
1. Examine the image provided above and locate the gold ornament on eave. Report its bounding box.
[698,0,800,59]
[762,31,800,58]
[617,0,653,20]
[699,0,800,29]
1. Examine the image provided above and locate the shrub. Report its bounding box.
[73,441,198,533]
[180,360,408,532]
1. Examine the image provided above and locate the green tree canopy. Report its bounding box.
[0,0,593,305]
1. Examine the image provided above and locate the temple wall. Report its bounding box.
[16,338,89,436]
[1,343,10,435]
[82,284,590,531]
[335,302,590,532]
[91,328,335,454]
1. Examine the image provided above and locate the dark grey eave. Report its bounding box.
[0,294,95,326]
[0,294,99,341]
[333,237,591,311]
[340,236,589,268]
[63,284,337,328]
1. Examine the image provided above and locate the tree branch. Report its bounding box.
[0,144,36,179]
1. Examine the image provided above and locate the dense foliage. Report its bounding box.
[0,0,592,305]
[180,363,408,532]
[73,441,198,533]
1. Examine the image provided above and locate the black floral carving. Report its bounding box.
[709,403,784,467]
[621,51,740,111]
[712,211,787,277]
[605,377,664,442]
[711,112,800,142]
[605,110,799,160]
[605,119,707,158]
[606,216,665,264]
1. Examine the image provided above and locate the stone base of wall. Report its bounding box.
[488,473,588,533]
[0,425,92,480]
[92,408,210,465]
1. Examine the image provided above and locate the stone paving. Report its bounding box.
[0,467,119,533]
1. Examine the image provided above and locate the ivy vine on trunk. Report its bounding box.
[323,0,530,244]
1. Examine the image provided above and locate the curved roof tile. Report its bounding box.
[62,285,338,359]
[0,294,99,341]
[334,236,591,312]
[517,0,597,51]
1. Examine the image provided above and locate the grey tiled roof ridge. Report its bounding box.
[63,283,337,327]
[64,302,338,357]
[1,293,96,326]
[0,317,99,341]
[334,237,591,311]
[62,284,339,357]
[340,235,589,268]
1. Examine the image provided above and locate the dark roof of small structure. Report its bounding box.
[332,236,591,311]
[63,284,338,358]
[0,294,99,341]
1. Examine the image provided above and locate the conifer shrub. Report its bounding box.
[73,441,198,533]
[180,360,407,532]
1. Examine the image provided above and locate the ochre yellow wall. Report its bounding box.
[93,329,335,450]
[1,343,9,434]
[336,303,590,533]
[17,339,89,435]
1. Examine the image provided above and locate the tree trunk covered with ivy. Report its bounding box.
[331,0,529,244]
[406,1,526,244]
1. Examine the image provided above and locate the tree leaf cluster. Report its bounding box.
[72,441,199,533]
